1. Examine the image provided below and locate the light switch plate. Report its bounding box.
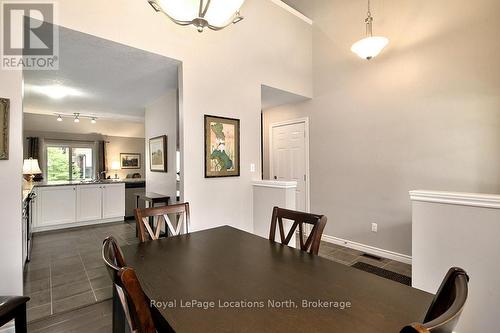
[250,163,256,172]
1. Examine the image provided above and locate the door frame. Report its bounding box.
[269,117,310,213]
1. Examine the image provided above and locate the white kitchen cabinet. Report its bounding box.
[76,184,103,222]
[102,183,125,219]
[32,182,125,232]
[37,185,77,227]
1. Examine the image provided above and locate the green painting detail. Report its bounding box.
[210,122,233,171]
[205,115,240,178]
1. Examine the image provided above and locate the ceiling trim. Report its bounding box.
[269,0,313,25]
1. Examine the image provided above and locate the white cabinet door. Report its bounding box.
[102,183,125,219]
[76,185,103,222]
[38,186,77,226]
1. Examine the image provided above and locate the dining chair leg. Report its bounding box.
[14,303,27,333]
[112,286,126,333]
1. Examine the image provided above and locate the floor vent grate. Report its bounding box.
[351,262,411,286]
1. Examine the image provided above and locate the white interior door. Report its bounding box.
[271,121,308,212]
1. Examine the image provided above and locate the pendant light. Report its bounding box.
[351,0,388,60]
[148,0,245,32]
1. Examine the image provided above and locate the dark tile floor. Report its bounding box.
[317,241,412,277]
[28,299,112,333]
[24,221,138,322]
[25,222,411,330]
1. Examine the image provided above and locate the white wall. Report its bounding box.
[0,70,23,295]
[411,191,500,333]
[50,0,312,235]
[1,0,312,293]
[145,90,178,200]
[262,0,500,256]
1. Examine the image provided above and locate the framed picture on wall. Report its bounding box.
[149,135,167,172]
[120,153,141,169]
[204,115,240,178]
[0,98,9,160]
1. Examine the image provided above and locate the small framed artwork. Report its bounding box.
[149,135,167,172]
[204,115,240,178]
[120,153,141,169]
[0,98,9,160]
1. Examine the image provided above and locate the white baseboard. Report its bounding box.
[322,234,412,265]
[33,217,124,233]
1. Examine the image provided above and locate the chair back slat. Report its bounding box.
[269,206,327,255]
[102,236,126,281]
[119,267,156,333]
[135,202,190,242]
[102,237,135,332]
[400,267,469,333]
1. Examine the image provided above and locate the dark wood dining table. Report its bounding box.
[117,226,433,333]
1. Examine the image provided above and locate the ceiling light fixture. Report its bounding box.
[55,113,99,123]
[147,0,245,32]
[351,0,388,60]
[26,84,84,99]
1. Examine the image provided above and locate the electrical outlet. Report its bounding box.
[371,223,378,233]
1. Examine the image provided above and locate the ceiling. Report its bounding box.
[23,26,180,121]
[24,113,145,138]
[261,85,309,110]
[281,0,314,19]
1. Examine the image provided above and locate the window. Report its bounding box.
[45,142,95,181]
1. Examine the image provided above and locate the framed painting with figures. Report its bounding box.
[0,98,9,160]
[149,135,167,172]
[204,115,240,178]
[120,153,140,169]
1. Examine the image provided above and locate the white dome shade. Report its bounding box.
[351,36,389,60]
[157,0,245,27]
[23,158,42,175]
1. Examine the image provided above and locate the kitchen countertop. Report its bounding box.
[23,178,144,201]
[32,179,126,187]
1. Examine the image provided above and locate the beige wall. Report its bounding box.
[24,130,146,180]
[105,136,146,179]
[263,0,500,256]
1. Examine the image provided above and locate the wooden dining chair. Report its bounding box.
[134,202,190,243]
[119,267,156,333]
[102,236,135,332]
[400,267,470,333]
[269,206,327,255]
[0,296,30,333]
